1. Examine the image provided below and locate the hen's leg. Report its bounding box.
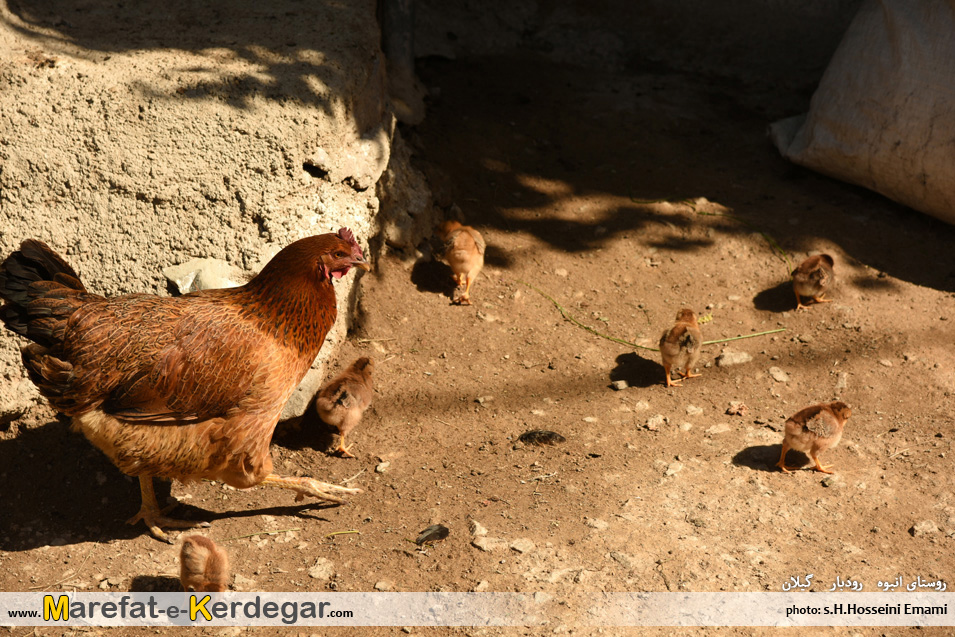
[776,441,794,473]
[127,476,208,544]
[260,474,361,504]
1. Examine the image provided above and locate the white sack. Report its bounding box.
[770,0,955,225]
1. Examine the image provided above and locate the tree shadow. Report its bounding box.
[3,0,380,122]
[610,352,662,389]
[732,444,810,473]
[753,280,795,313]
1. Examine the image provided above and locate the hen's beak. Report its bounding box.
[352,256,371,271]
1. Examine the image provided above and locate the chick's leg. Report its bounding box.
[126,476,208,544]
[810,453,834,474]
[776,441,794,473]
[812,294,833,304]
[795,290,810,311]
[664,365,682,387]
[335,433,355,458]
[260,473,361,504]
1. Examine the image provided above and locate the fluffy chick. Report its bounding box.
[777,401,851,474]
[436,220,486,305]
[792,254,834,310]
[659,308,702,388]
[315,357,375,457]
[180,535,229,592]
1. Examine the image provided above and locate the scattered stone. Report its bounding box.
[903,352,918,362]
[518,430,566,446]
[685,405,704,416]
[664,462,684,477]
[475,396,494,405]
[611,380,629,391]
[233,574,257,590]
[679,422,693,431]
[554,268,569,277]
[910,520,939,537]
[307,558,335,580]
[633,400,650,411]
[415,523,450,545]
[610,552,636,570]
[583,416,597,423]
[471,537,506,552]
[533,592,553,604]
[821,476,835,488]
[510,538,536,554]
[796,334,813,343]
[769,367,790,383]
[726,401,748,416]
[715,350,752,367]
[646,414,666,431]
[879,359,893,367]
[584,517,609,530]
[469,520,488,537]
[835,372,848,392]
[375,461,390,473]
[473,580,490,592]
[374,580,393,591]
[705,423,731,435]
[163,257,243,294]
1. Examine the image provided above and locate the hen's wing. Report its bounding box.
[63,293,289,423]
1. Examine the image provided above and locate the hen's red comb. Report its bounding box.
[338,227,357,245]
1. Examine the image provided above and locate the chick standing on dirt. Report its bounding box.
[777,401,851,474]
[659,308,702,388]
[180,535,229,592]
[792,254,834,310]
[436,220,485,305]
[315,357,375,457]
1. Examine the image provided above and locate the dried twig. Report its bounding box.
[324,530,360,539]
[341,468,366,484]
[29,542,96,590]
[223,528,300,542]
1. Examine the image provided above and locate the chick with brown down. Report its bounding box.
[777,401,851,474]
[315,356,374,457]
[180,535,229,592]
[436,220,485,305]
[0,229,369,542]
[792,254,834,310]
[659,308,702,388]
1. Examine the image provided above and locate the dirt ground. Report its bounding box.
[4,11,955,637]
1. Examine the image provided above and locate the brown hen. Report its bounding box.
[0,230,369,542]
[436,220,485,305]
[315,356,375,458]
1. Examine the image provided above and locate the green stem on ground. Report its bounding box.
[521,281,785,352]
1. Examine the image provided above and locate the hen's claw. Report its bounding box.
[260,473,362,505]
[128,476,208,543]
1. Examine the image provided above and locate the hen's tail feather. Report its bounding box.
[0,239,91,347]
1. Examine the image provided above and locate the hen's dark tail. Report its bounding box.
[0,239,91,348]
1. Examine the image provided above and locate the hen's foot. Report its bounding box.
[128,476,208,544]
[260,474,361,504]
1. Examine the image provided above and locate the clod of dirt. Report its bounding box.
[518,430,567,446]
[415,523,450,545]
